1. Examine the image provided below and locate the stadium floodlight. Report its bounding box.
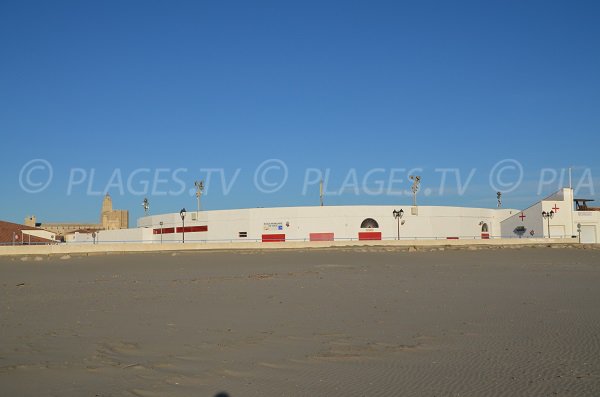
[194,180,205,218]
[409,175,421,207]
[142,197,149,215]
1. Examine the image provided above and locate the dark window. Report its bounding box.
[360,218,379,229]
[481,223,489,232]
[239,231,248,238]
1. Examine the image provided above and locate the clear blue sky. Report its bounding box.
[1,0,599,223]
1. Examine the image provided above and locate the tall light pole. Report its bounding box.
[180,208,187,243]
[142,198,149,216]
[194,180,204,218]
[320,179,324,207]
[410,175,421,207]
[542,210,554,238]
[497,192,502,208]
[159,221,163,244]
[392,209,404,240]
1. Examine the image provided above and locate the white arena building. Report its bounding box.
[67,188,600,245]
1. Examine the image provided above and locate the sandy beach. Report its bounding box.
[1,246,599,396]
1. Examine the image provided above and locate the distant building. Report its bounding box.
[25,194,128,238]
[500,188,600,243]
[0,220,57,245]
[100,193,129,230]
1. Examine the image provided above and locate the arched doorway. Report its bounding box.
[360,218,379,229]
[481,223,490,239]
[359,218,381,241]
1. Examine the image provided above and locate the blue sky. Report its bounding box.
[1,0,599,223]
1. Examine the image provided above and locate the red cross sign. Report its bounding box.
[552,204,560,212]
[519,212,526,221]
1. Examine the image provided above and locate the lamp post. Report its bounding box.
[180,208,187,243]
[542,210,554,238]
[159,221,163,244]
[392,209,404,240]
[577,223,581,243]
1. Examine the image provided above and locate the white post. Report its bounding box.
[320,179,323,206]
[569,167,572,189]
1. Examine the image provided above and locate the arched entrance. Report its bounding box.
[359,218,381,241]
[481,223,490,239]
[360,218,379,229]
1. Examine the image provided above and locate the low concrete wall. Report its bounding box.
[0,237,583,257]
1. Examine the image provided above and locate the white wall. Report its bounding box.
[68,228,154,244]
[137,205,518,243]
[501,202,544,238]
[22,229,57,241]
[573,211,600,243]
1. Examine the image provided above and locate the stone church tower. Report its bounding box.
[101,193,113,214]
[100,193,129,230]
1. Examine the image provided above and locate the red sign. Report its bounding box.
[519,212,526,221]
[262,233,285,242]
[309,232,334,241]
[358,232,381,241]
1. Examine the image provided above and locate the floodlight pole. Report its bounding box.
[159,221,163,244]
[410,176,421,207]
[320,179,324,207]
[142,198,149,216]
[195,180,205,219]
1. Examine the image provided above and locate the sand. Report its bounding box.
[1,247,599,396]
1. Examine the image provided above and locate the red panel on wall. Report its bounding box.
[262,233,285,242]
[310,232,335,241]
[481,233,490,239]
[187,225,208,233]
[446,237,459,240]
[358,232,381,241]
[175,225,208,233]
[153,227,175,234]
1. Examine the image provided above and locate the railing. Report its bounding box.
[55,234,577,245]
[0,242,60,246]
